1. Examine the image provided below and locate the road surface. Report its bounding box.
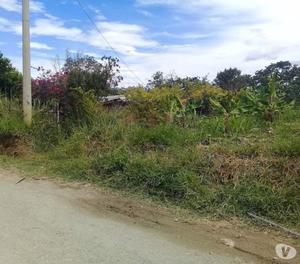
[0,170,298,264]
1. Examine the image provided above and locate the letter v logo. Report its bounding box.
[276,243,297,260]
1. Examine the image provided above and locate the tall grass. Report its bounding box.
[0,98,27,151]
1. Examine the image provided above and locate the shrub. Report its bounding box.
[59,87,97,132]
[64,52,123,97]
[32,67,98,132]
[125,86,184,124]
[185,84,227,115]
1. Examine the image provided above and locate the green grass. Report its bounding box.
[0,99,28,144]
[1,100,299,229]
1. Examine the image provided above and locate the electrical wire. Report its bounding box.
[74,0,145,86]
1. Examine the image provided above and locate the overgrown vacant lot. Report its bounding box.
[1,51,299,230]
[1,96,299,229]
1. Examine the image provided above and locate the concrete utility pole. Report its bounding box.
[22,0,32,125]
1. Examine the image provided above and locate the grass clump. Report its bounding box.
[0,99,28,155]
[92,148,202,199]
[130,124,186,150]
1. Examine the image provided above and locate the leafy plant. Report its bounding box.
[240,75,294,122]
[59,87,97,131]
[210,94,241,134]
[126,86,184,124]
[64,52,123,96]
[0,52,22,99]
[32,68,97,131]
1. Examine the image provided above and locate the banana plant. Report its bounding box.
[239,75,294,122]
[167,94,185,123]
[210,94,240,134]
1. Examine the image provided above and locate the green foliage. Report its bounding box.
[219,182,300,225]
[31,88,98,149]
[64,52,123,96]
[0,52,22,99]
[126,84,227,124]
[253,61,300,103]
[130,124,185,150]
[1,50,300,228]
[185,84,226,115]
[126,86,184,124]
[1,94,299,227]
[210,94,241,134]
[239,76,293,122]
[92,148,202,199]
[0,98,27,146]
[214,68,253,92]
[60,87,97,131]
[147,71,208,90]
[31,110,63,151]
[270,110,300,156]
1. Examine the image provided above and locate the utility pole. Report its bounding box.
[22,0,32,125]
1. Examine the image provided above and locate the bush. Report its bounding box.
[59,87,97,132]
[126,86,184,124]
[32,67,98,132]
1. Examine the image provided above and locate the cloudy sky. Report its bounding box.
[0,0,300,86]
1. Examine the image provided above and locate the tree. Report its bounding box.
[253,61,294,88]
[63,52,123,97]
[0,52,22,99]
[147,71,166,89]
[147,71,209,91]
[253,61,300,103]
[214,68,252,92]
[287,67,300,103]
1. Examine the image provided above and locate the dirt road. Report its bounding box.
[0,169,298,264]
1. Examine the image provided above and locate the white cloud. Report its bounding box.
[31,18,83,40]
[31,18,157,55]
[138,10,153,17]
[0,0,20,12]
[0,0,44,13]
[87,4,106,20]
[17,41,53,50]
[87,21,158,55]
[0,17,21,34]
[0,16,157,56]
[2,0,300,86]
[128,0,300,85]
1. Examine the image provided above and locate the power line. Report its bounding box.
[74,0,145,86]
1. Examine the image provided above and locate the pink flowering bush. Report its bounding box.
[32,67,96,130]
[32,67,68,103]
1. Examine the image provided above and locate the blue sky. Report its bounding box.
[0,0,300,86]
